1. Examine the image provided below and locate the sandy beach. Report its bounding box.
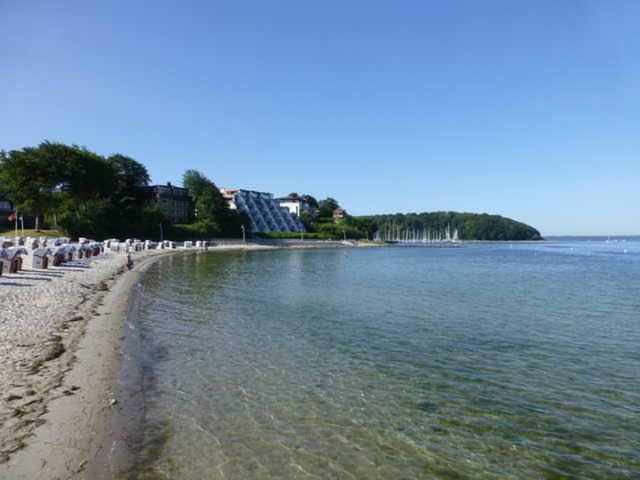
[0,240,363,479]
[0,247,168,479]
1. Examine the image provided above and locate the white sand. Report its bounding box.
[0,248,161,468]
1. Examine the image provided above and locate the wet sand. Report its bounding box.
[0,249,171,479]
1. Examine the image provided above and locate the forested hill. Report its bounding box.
[354,212,542,241]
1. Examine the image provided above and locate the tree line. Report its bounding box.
[272,194,366,239]
[1,141,542,241]
[351,212,542,241]
[262,198,542,241]
[0,141,245,239]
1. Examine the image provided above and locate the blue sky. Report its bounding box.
[1,1,639,235]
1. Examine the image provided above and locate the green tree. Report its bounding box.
[182,169,246,237]
[105,154,154,237]
[299,210,313,230]
[0,146,60,231]
[353,211,542,241]
[182,169,211,200]
[301,194,319,209]
[183,170,228,220]
[108,154,151,197]
[318,197,340,219]
[0,141,170,238]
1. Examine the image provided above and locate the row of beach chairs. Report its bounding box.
[1,235,219,277]
[0,239,105,276]
[105,239,209,252]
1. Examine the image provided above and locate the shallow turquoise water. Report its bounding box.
[127,243,640,479]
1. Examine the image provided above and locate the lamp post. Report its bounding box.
[20,215,24,237]
[159,222,164,242]
[241,224,245,244]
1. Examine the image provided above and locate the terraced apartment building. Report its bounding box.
[220,188,305,234]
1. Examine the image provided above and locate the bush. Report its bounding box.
[256,232,334,240]
[312,222,364,239]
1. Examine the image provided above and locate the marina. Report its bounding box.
[374,222,462,246]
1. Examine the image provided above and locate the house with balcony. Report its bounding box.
[332,207,345,223]
[277,196,313,217]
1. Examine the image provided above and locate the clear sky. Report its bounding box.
[1,1,639,235]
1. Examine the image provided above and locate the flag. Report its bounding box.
[8,212,16,222]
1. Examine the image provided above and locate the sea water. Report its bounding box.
[124,242,640,479]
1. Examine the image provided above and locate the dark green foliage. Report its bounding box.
[299,210,314,230]
[108,154,151,197]
[1,142,541,241]
[297,197,368,239]
[303,195,540,241]
[300,197,371,240]
[342,215,377,239]
[313,221,364,239]
[169,223,219,241]
[317,197,339,219]
[182,170,211,200]
[301,194,319,209]
[257,231,334,240]
[0,141,156,238]
[0,142,249,239]
[182,169,248,238]
[352,212,542,241]
[0,145,62,230]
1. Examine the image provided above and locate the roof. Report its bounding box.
[221,188,274,197]
[142,184,192,198]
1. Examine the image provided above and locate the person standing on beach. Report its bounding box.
[127,254,134,271]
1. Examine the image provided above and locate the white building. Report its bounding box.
[220,189,305,234]
[277,196,313,217]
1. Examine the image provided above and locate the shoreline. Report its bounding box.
[0,249,178,479]
[0,238,513,479]
[0,241,359,479]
